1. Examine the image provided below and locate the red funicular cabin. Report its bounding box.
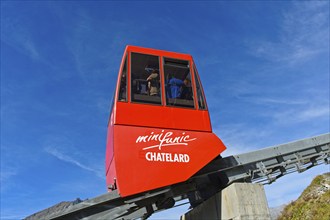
[106,46,226,197]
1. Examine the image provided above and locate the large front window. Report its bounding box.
[164,58,194,108]
[131,53,161,104]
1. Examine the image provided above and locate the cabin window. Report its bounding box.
[131,53,161,104]
[164,58,194,108]
[118,55,128,101]
[193,65,207,110]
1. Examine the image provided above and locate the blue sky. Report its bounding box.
[1,1,329,219]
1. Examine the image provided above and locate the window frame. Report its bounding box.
[117,55,128,102]
[163,56,196,109]
[193,63,208,110]
[130,52,162,106]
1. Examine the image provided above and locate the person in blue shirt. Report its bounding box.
[168,75,184,98]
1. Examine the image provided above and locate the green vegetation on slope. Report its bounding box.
[278,172,330,220]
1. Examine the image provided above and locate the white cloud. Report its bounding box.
[0,167,18,194]
[62,9,117,84]
[298,106,330,120]
[249,1,329,65]
[273,105,330,124]
[238,96,307,106]
[214,123,273,156]
[260,98,303,105]
[1,14,40,61]
[44,146,104,179]
[0,170,17,182]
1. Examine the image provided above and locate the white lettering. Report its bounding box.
[136,135,148,143]
[139,131,194,163]
[145,152,190,163]
[137,131,197,150]
[174,154,179,162]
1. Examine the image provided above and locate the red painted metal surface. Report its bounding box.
[105,46,226,197]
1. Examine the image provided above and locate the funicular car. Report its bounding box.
[105,46,227,197]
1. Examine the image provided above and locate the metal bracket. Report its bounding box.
[256,161,276,183]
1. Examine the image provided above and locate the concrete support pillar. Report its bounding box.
[181,183,271,220]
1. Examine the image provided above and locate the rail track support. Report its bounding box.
[181,183,271,220]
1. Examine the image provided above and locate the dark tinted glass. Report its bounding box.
[164,58,194,108]
[193,65,207,110]
[131,53,161,105]
[118,56,127,101]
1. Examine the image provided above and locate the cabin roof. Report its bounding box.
[125,45,193,60]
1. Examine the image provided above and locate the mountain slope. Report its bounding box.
[278,172,330,220]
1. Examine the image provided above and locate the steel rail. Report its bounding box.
[41,133,329,220]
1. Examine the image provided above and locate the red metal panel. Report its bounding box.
[105,111,116,187]
[111,125,226,197]
[115,102,212,132]
[126,45,193,61]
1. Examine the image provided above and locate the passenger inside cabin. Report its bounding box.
[147,69,159,96]
[168,74,184,99]
[181,78,193,100]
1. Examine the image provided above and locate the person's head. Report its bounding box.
[152,69,159,74]
[184,78,191,86]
